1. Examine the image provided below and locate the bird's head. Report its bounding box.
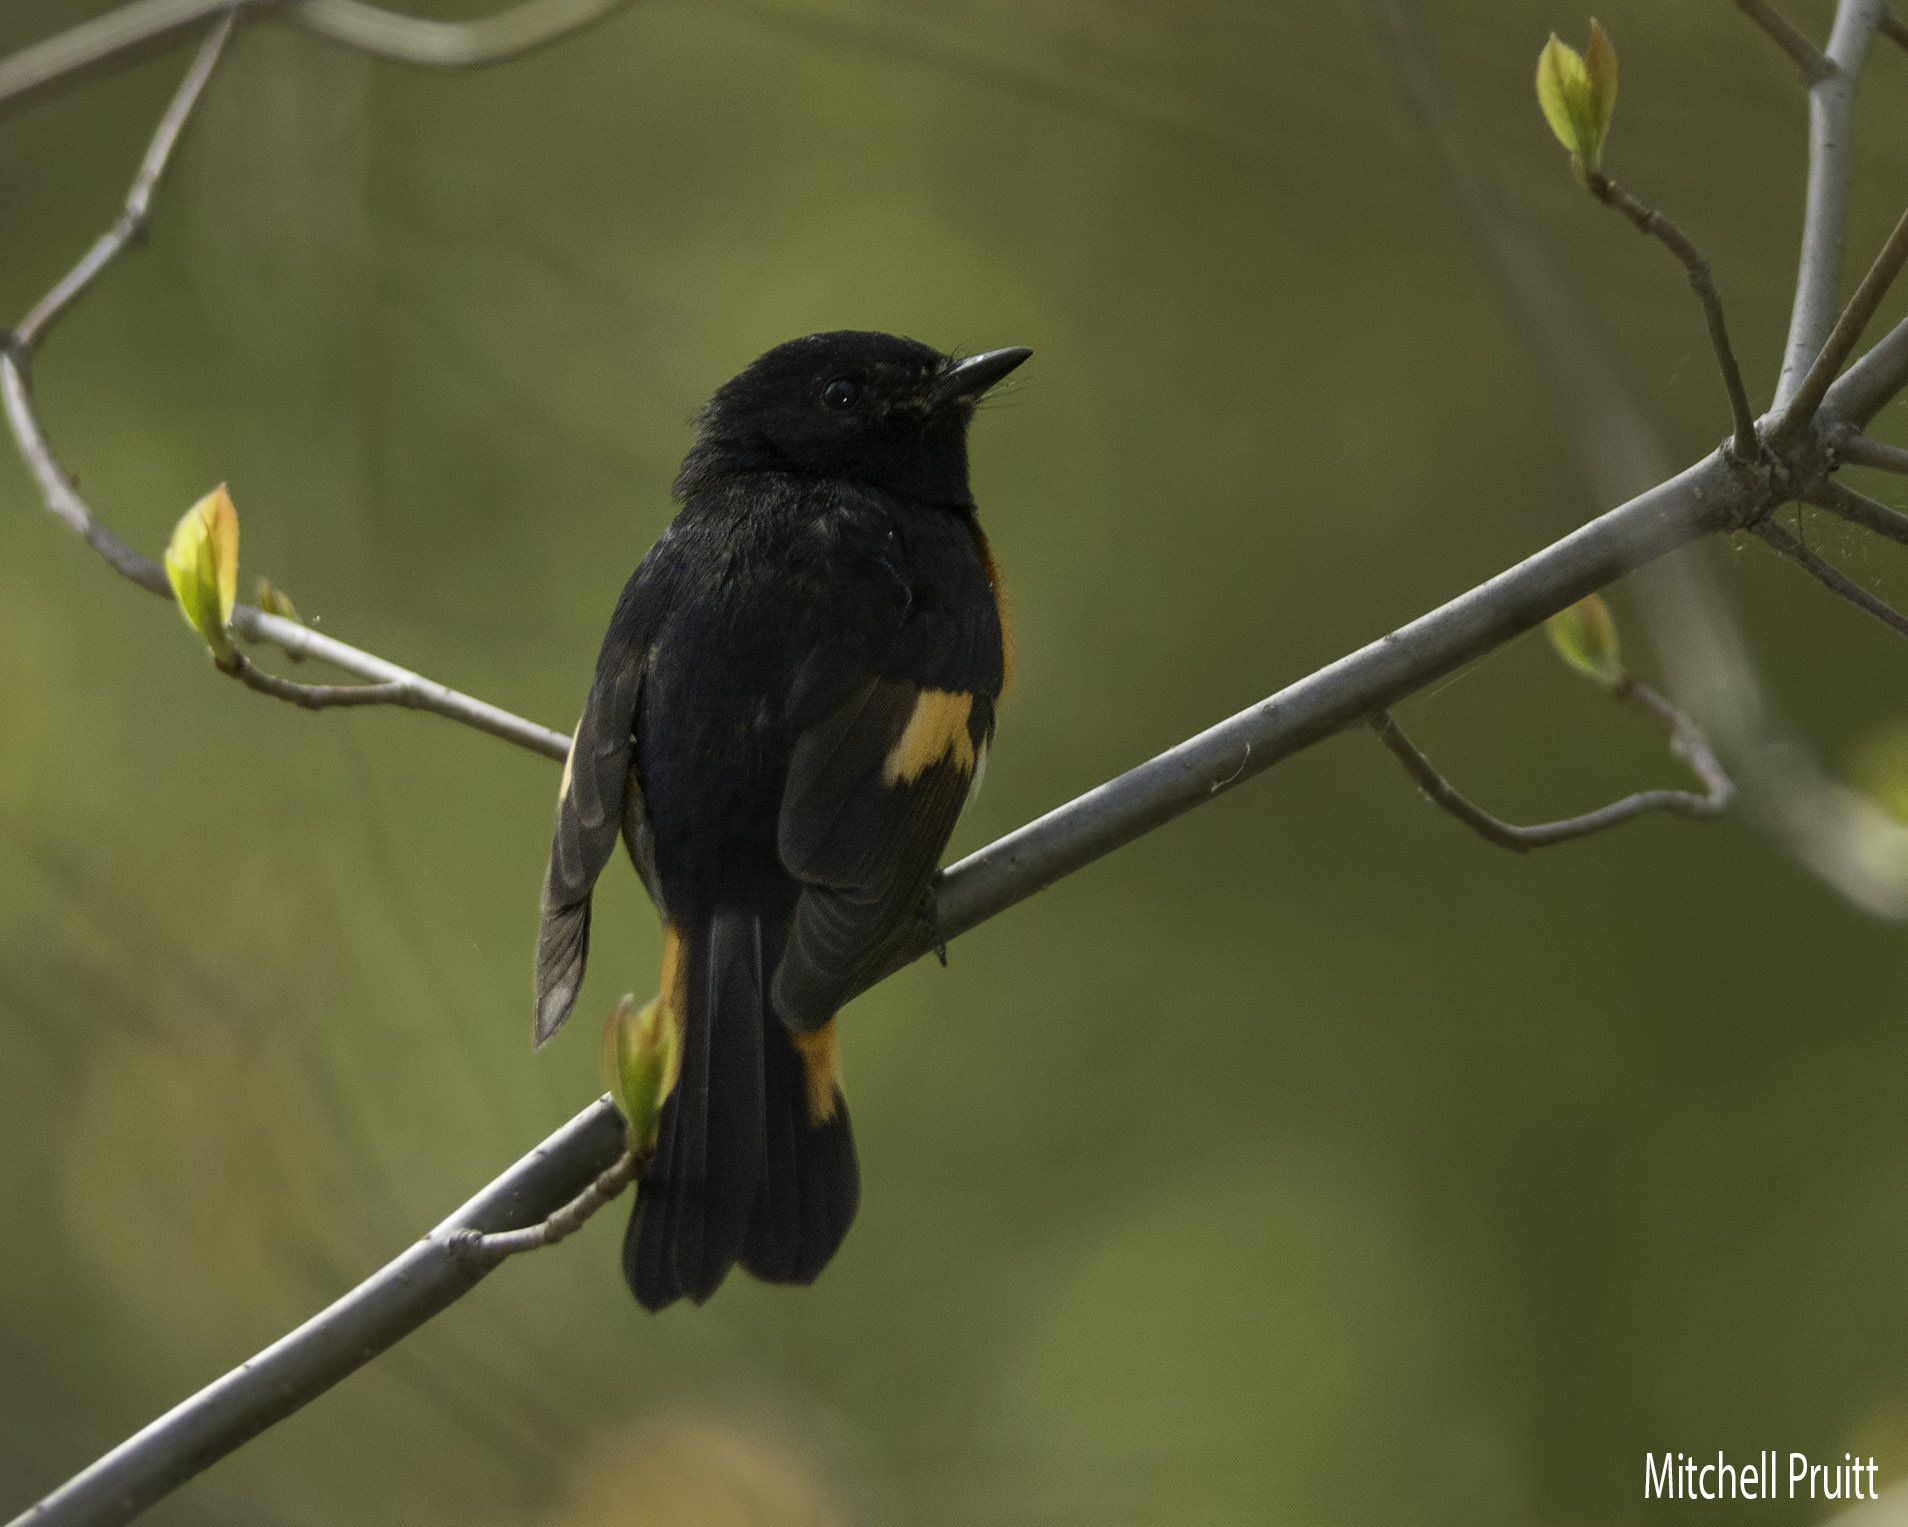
[675,331,1030,509]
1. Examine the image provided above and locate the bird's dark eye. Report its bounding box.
[821,378,859,411]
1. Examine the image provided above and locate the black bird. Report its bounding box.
[534,330,1029,1310]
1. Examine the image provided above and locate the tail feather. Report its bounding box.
[625,1066,683,1309]
[742,1019,860,1287]
[625,911,765,1308]
[623,909,861,1311]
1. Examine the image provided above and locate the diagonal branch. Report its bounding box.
[23,5,1908,1524]
[1821,316,1908,427]
[1755,516,1908,638]
[0,0,639,113]
[1581,170,1759,459]
[1809,476,1908,546]
[5,450,1759,1527]
[6,1100,631,1527]
[1371,683,1731,853]
[1735,0,1837,82]
[1772,202,1908,443]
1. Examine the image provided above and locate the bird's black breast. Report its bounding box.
[633,474,1001,912]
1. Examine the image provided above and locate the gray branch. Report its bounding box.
[1833,432,1908,476]
[0,0,639,113]
[286,0,638,67]
[17,3,1908,1525]
[1822,314,1908,427]
[1809,475,1908,545]
[1581,168,1759,458]
[2,21,571,765]
[1370,684,1732,853]
[3,449,1762,1527]
[1775,0,1885,409]
[445,1146,638,1267]
[1754,516,1908,638]
[4,1100,630,1527]
[1773,201,1908,443]
[1735,0,1837,81]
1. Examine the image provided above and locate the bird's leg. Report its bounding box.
[918,874,949,966]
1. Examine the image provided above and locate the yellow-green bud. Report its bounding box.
[163,484,240,671]
[601,993,680,1155]
[1546,593,1625,689]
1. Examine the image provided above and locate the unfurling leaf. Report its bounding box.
[1546,593,1625,688]
[163,484,239,671]
[254,576,306,660]
[1536,20,1618,175]
[254,576,299,625]
[602,993,680,1155]
[1848,718,1908,826]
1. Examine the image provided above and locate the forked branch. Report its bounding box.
[2,15,570,765]
[1371,683,1731,854]
[1736,0,1836,82]
[444,1147,639,1268]
[1773,202,1908,444]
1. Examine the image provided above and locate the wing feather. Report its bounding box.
[772,681,986,1031]
[534,575,662,1046]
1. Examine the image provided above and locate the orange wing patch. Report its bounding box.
[791,1021,843,1125]
[653,923,687,1098]
[883,689,976,785]
[967,522,1014,695]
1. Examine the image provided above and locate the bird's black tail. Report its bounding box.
[624,910,859,1310]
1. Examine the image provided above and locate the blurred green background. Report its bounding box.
[4,1,1908,1522]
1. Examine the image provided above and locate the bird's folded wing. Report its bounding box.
[773,679,985,1031]
[534,626,651,1046]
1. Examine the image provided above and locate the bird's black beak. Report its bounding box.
[935,346,1032,406]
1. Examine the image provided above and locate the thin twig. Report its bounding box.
[1582,170,1759,459]
[1378,0,1908,921]
[1881,6,1908,50]
[1755,516,1908,637]
[1773,201,1908,443]
[5,1100,629,1527]
[1776,0,1886,409]
[0,0,637,112]
[230,656,410,709]
[14,11,235,350]
[285,0,637,67]
[1808,476,1908,546]
[1736,0,1837,81]
[1821,315,1908,428]
[444,1148,638,1267]
[1,24,571,765]
[1834,431,1908,475]
[1370,685,1731,854]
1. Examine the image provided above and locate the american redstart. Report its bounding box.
[534,331,1028,1309]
